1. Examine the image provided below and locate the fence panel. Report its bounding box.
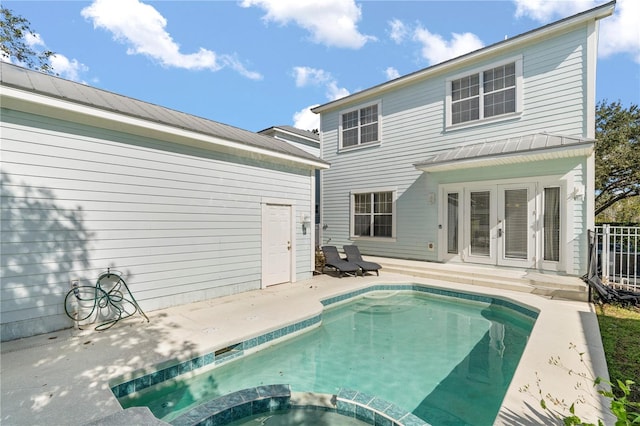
[594,225,640,292]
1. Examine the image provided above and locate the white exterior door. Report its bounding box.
[465,188,496,265]
[441,181,542,269]
[497,184,535,268]
[263,204,292,287]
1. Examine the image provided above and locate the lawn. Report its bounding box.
[596,304,640,403]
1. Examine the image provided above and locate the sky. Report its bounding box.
[3,0,639,133]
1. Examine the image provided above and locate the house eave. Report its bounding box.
[414,144,594,173]
[1,86,330,170]
[312,1,615,114]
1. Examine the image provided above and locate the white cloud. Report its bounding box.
[389,19,408,44]
[596,0,640,63]
[240,0,375,49]
[513,0,590,21]
[513,0,640,63]
[293,66,333,87]
[413,27,484,65]
[293,105,320,131]
[385,66,400,80]
[24,32,46,48]
[8,32,88,82]
[292,66,349,101]
[50,55,89,82]
[81,0,262,78]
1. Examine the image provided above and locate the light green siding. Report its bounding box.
[1,109,314,340]
[320,24,594,274]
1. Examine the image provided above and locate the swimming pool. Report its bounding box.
[115,285,537,425]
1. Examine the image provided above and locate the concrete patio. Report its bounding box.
[0,261,613,425]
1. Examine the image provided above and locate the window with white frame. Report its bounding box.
[447,57,522,126]
[340,102,380,149]
[352,190,394,238]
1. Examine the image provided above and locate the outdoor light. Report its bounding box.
[572,185,585,200]
[301,214,311,235]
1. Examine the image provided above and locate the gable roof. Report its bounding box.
[0,62,329,169]
[414,133,594,172]
[258,125,319,143]
[312,1,615,114]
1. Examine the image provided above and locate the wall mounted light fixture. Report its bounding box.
[301,214,311,235]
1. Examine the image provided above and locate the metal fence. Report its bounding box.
[594,225,640,292]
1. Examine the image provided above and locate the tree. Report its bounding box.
[594,100,640,217]
[1,6,54,73]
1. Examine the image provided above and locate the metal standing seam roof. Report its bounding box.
[259,125,319,142]
[414,133,595,172]
[0,62,327,166]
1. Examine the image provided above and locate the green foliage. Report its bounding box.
[522,343,640,425]
[0,6,54,73]
[597,304,640,403]
[595,100,640,217]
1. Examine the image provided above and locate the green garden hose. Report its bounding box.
[64,268,149,331]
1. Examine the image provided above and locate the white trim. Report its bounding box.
[445,55,523,129]
[416,144,593,172]
[312,2,614,114]
[1,86,329,170]
[261,199,296,288]
[585,20,598,139]
[438,176,568,272]
[349,187,397,240]
[338,99,382,151]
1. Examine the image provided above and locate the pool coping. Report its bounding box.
[111,283,539,425]
[0,270,613,426]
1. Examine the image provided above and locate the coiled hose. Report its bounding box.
[64,268,149,331]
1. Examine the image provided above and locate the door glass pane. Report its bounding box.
[470,191,490,256]
[504,189,528,259]
[544,187,560,261]
[447,193,459,254]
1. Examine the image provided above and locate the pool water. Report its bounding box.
[121,291,534,425]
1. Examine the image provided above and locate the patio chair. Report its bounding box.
[321,246,359,277]
[343,245,382,276]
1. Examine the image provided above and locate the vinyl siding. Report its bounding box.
[320,24,592,271]
[1,109,314,340]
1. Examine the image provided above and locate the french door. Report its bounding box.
[443,183,538,268]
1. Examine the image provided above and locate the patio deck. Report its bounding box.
[0,261,613,425]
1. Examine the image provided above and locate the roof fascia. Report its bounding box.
[312,1,615,114]
[414,143,595,172]
[2,86,330,170]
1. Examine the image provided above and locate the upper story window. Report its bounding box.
[340,102,380,149]
[447,56,522,128]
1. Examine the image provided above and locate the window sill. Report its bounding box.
[339,141,381,153]
[445,111,522,132]
[349,236,396,243]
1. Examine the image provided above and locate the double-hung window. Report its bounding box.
[352,190,395,238]
[340,102,380,149]
[447,56,522,127]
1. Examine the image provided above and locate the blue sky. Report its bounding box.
[3,0,639,132]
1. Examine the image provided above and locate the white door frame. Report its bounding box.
[496,183,536,268]
[261,199,296,288]
[439,177,566,271]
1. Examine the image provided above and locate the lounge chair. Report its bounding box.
[583,231,639,306]
[343,245,382,276]
[321,246,359,277]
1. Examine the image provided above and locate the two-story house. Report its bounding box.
[314,2,614,276]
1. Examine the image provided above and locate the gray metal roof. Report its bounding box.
[0,62,327,166]
[312,1,615,114]
[414,133,595,172]
[263,125,320,142]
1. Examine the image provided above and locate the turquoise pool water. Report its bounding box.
[120,291,535,425]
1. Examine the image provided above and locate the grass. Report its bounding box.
[595,303,640,402]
